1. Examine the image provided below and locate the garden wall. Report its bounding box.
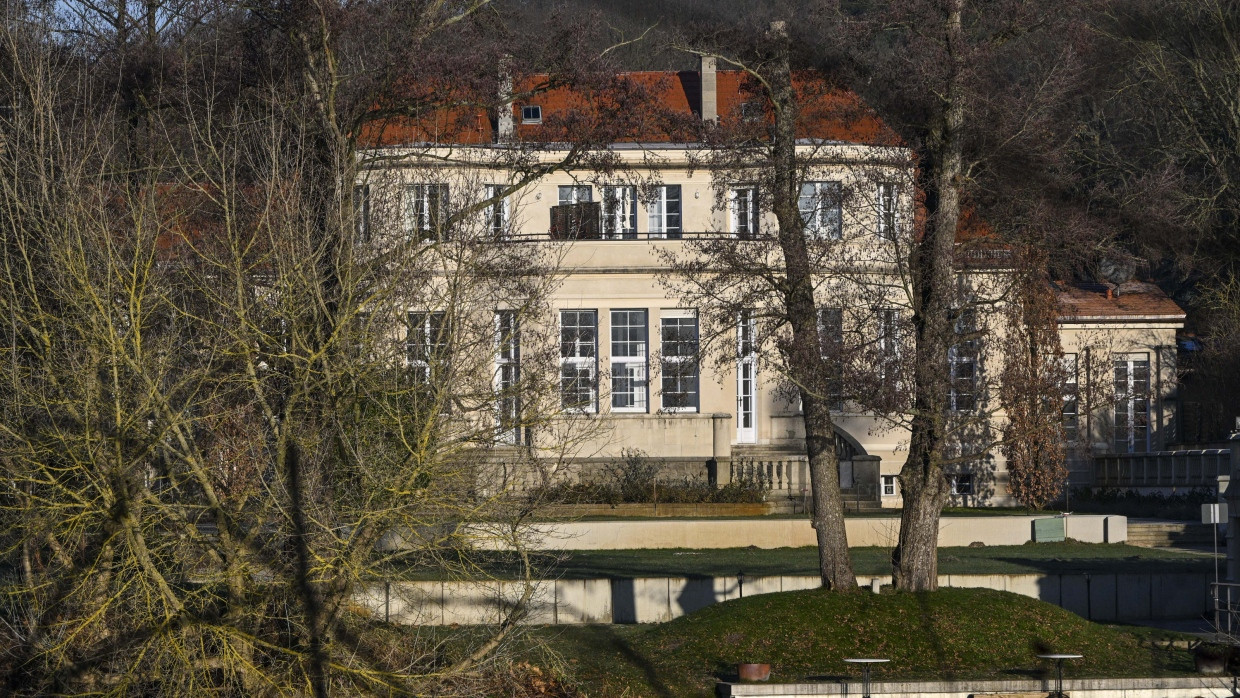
[500,514,1126,551]
[359,568,1207,626]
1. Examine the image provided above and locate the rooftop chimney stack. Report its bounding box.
[700,55,717,122]
[497,56,515,142]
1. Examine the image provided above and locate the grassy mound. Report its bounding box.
[540,587,1193,696]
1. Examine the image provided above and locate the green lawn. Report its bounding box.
[383,543,1215,580]
[516,587,1198,697]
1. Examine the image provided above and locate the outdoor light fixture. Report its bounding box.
[843,657,890,698]
[737,570,746,598]
[1036,653,1082,698]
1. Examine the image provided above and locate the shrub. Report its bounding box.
[1066,487,1216,520]
[527,449,766,505]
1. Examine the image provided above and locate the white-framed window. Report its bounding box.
[1060,353,1079,442]
[521,105,542,124]
[731,186,760,239]
[496,310,521,444]
[948,309,978,413]
[1113,352,1150,453]
[660,309,698,411]
[818,306,844,409]
[877,306,900,385]
[799,181,842,240]
[736,311,757,442]
[354,184,371,242]
[949,473,973,495]
[877,182,897,240]
[610,309,648,412]
[407,311,447,383]
[558,185,592,206]
[648,185,682,239]
[881,475,897,496]
[405,183,450,240]
[560,310,598,412]
[602,185,638,239]
[484,184,510,239]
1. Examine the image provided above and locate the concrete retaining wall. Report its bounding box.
[362,569,1207,626]
[509,515,1126,551]
[719,677,1233,698]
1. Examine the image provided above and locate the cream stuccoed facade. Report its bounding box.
[357,75,1185,508]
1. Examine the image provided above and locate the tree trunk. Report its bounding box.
[767,21,856,591]
[891,0,966,592]
[805,393,854,589]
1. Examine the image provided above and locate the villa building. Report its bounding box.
[357,58,1187,508]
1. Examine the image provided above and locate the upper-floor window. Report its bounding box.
[495,310,521,444]
[1114,353,1150,453]
[648,185,682,239]
[739,101,763,123]
[560,310,597,412]
[660,310,698,411]
[521,105,542,124]
[948,309,978,413]
[877,182,898,240]
[354,184,371,242]
[1060,353,1079,442]
[407,311,448,383]
[405,184,450,241]
[602,185,638,240]
[611,309,648,411]
[484,184,509,239]
[558,185,592,206]
[731,186,760,239]
[799,181,842,240]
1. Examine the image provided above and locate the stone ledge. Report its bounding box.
[719,676,1233,698]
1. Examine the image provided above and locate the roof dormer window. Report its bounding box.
[521,105,542,124]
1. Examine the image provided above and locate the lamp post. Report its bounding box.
[737,570,746,598]
[843,658,890,698]
[1037,653,1082,698]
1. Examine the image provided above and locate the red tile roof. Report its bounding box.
[1055,281,1186,322]
[359,70,898,147]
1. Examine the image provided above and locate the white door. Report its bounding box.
[736,313,756,443]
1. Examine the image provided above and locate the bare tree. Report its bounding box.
[0,1,641,694]
[660,21,914,590]
[826,0,1101,590]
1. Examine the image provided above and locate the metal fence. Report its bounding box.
[1093,449,1231,488]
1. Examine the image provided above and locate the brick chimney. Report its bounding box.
[700,55,717,122]
[497,56,515,142]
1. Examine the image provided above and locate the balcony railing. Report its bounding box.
[509,229,764,242]
[1093,449,1232,488]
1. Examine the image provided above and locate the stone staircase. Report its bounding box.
[775,490,883,514]
[1125,520,1214,548]
[841,490,882,514]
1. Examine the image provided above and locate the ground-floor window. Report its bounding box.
[560,310,598,412]
[660,310,699,411]
[881,475,897,496]
[611,309,648,411]
[1113,352,1150,453]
